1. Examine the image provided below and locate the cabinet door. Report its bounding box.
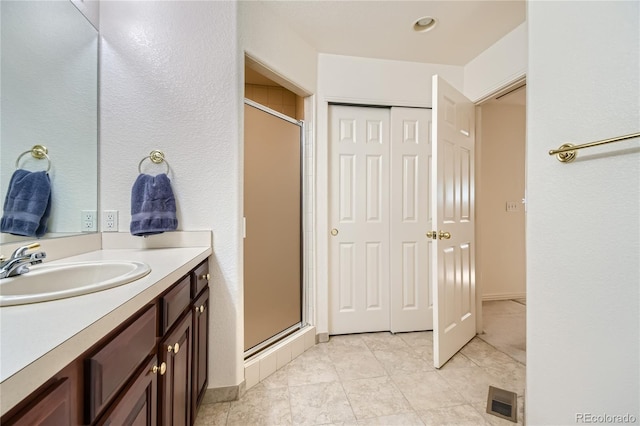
[159,311,192,426]
[191,287,209,421]
[95,355,158,426]
[2,378,71,426]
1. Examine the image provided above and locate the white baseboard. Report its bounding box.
[482,292,526,301]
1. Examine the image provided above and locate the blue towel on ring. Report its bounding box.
[1,169,52,237]
[130,173,178,236]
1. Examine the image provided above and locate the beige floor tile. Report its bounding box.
[356,412,425,425]
[199,300,526,425]
[398,331,433,348]
[437,352,476,370]
[461,337,518,368]
[392,371,467,410]
[226,384,291,425]
[289,381,356,425]
[482,361,526,397]
[437,366,504,404]
[194,402,230,426]
[373,347,435,376]
[286,346,340,387]
[342,376,413,420]
[361,332,412,351]
[418,404,490,426]
[331,349,387,381]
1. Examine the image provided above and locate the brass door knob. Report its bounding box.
[151,362,167,375]
[438,231,451,240]
[330,228,339,236]
[426,231,436,239]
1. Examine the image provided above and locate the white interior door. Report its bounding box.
[390,107,433,332]
[431,75,476,368]
[329,105,390,334]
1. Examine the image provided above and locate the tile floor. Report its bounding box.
[196,301,526,425]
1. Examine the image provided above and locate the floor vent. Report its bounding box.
[486,385,518,423]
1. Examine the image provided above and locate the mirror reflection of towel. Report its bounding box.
[130,173,178,236]
[1,169,51,237]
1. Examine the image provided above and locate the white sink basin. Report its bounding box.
[0,260,151,307]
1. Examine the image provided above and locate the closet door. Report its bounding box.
[390,107,433,333]
[329,105,391,334]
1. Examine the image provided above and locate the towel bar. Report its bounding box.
[549,131,640,163]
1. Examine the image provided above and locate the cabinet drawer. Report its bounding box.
[192,261,209,298]
[161,275,191,334]
[85,305,157,424]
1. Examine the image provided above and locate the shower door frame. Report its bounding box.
[243,98,307,359]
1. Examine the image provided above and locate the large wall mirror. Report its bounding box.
[0,0,98,244]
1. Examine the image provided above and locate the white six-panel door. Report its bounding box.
[329,105,391,334]
[390,107,433,332]
[329,105,433,334]
[431,75,477,368]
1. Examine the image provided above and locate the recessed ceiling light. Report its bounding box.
[413,16,437,32]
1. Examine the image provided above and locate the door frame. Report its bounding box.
[473,75,527,335]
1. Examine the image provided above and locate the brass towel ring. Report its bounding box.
[138,150,170,175]
[15,145,51,172]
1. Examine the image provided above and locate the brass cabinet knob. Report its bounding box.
[167,343,180,354]
[438,231,451,240]
[151,362,167,375]
[330,228,339,236]
[194,304,205,314]
[200,273,210,281]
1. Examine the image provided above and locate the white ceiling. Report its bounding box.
[258,0,526,66]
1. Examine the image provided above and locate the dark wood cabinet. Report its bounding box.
[191,287,209,420]
[85,306,157,424]
[95,355,158,426]
[1,258,211,426]
[2,378,72,426]
[159,311,192,426]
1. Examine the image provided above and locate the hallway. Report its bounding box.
[196,301,525,425]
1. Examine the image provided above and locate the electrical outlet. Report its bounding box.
[81,210,97,232]
[102,210,119,232]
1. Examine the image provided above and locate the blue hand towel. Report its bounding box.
[130,173,178,236]
[1,169,52,237]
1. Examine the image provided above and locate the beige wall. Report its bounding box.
[477,102,526,300]
[245,84,304,120]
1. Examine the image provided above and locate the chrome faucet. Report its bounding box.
[0,243,47,279]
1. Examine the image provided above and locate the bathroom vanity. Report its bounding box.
[0,233,212,425]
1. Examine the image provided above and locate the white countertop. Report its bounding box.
[0,240,211,415]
